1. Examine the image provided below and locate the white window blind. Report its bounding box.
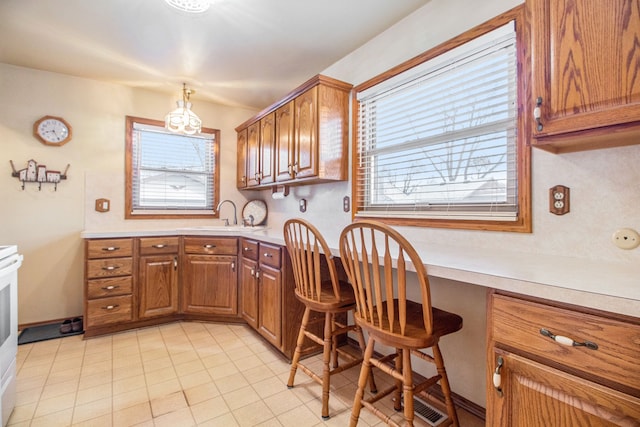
[356,22,518,221]
[131,122,215,213]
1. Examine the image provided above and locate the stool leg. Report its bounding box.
[393,348,403,412]
[433,344,459,427]
[321,312,332,419]
[331,314,338,369]
[402,348,415,427]
[350,337,375,427]
[288,307,311,388]
[354,324,377,393]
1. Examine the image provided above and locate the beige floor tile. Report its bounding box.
[141,355,172,372]
[46,367,82,386]
[223,384,261,410]
[152,406,195,427]
[150,389,188,417]
[39,378,78,400]
[76,382,112,406]
[189,395,230,424]
[200,351,231,369]
[7,402,36,424]
[183,381,220,406]
[200,411,239,427]
[232,399,276,427]
[30,408,74,427]
[71,396,112,424]
[208,361,240,381]
[112,386,149,412]
[112,373,146,396]
[71,413,112,427]
[277,405,320,427]
[214,371,249,394]
[145,365,177,386]
[178,369,212,390]
[146,377,182,400]
[262,390,304,416]
[33,391,76,418]
[78,370,112,390]
[113,363,144,381]
[113,401,152,426]
[251,375,286,399]
[174,358,205,377]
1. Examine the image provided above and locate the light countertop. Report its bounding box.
[81,227,640,318]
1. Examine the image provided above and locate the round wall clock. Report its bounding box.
[33,115,72,146]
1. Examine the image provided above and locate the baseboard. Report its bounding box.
[18,316,82,332]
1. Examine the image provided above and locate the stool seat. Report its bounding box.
[295,279,356,312]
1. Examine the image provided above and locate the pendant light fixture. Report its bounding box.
[164,0,211,14]
[165,83,202,135]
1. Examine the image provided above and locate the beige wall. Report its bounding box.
[0,63,256,325]
[2,0,639,410]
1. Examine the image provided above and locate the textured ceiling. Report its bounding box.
[0,0,430,109]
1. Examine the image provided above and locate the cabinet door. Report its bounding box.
[237,128,248,188]
[182,254,238,315]
[259,112,275,185]
[258,264,282,348]
[488,350,640,426]
[530,0,640,140]
[294,86,318,179]
[275,101,295,182]
[246,122,260,187]
[139,255,178,318]
[240,258,258,329]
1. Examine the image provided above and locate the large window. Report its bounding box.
[125,116,220,219]
[353,7,530,232]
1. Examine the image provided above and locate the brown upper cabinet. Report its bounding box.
[529,0,640,153]
[236,74,352,189]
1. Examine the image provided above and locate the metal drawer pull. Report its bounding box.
[101,285,120,290]
[244,247,252,251]
[540,328,598,350]
[263,253,273,258]
[203,244,216,249]
[102,246,120,251]
[152,244,166,248]
[493,356,503,397]
[533,96,543,131]
[102,266,120,271]
[101,304,119,310]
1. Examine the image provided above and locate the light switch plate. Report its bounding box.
[95,198,110,213]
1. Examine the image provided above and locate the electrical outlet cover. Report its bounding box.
[612,228,640,250]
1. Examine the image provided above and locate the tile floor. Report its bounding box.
[9,322,483,426]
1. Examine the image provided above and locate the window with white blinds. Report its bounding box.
[355,20,524,226]
[126,117,218,217]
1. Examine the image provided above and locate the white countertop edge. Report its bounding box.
[81,228,639,317]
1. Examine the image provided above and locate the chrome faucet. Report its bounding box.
[216,200,237,226]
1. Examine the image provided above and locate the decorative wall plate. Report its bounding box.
[242,199,267,226]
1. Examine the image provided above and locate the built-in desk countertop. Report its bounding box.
[81,227,640,318]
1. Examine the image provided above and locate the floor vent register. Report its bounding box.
[412,396,448,426]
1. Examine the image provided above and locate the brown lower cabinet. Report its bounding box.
[83,235,308,360]
[486,290,640,426]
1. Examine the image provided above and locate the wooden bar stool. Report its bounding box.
[283,218,377,420]
[339,220,463,427]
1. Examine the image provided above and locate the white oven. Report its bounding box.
[0,246,21,427]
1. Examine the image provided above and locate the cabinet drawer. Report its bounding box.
[139,236,179,255]
[241,239,259,260]
[259,243,281,268]
[492,294,640,393]
[87,238,133,259]
[86,257,132,279]
[184,237,237,255]
[86,295,133,327]
[87,276,132,299]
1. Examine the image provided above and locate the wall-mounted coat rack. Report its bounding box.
[10,159,70,191]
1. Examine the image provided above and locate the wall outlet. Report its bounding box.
[549,185,569,215]
[612,228,640,250]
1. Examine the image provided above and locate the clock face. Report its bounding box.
[34,116,72,146]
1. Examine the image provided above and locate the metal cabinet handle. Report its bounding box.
[493,356,503,397]
[174,257,178,270]
[231,262,235,272]
[101,285,119,291]
[263,253,273,258]
[101,304,119,310]
[533,96,543,131]
[102,246,120,252]
[250,268,255,277]
[244,247,253,252]
[540,328,598,350]
[203,244,216,249]
[152,244,166,249]
[102,266,119,271]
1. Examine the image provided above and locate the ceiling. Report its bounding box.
[0,0,430,110]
